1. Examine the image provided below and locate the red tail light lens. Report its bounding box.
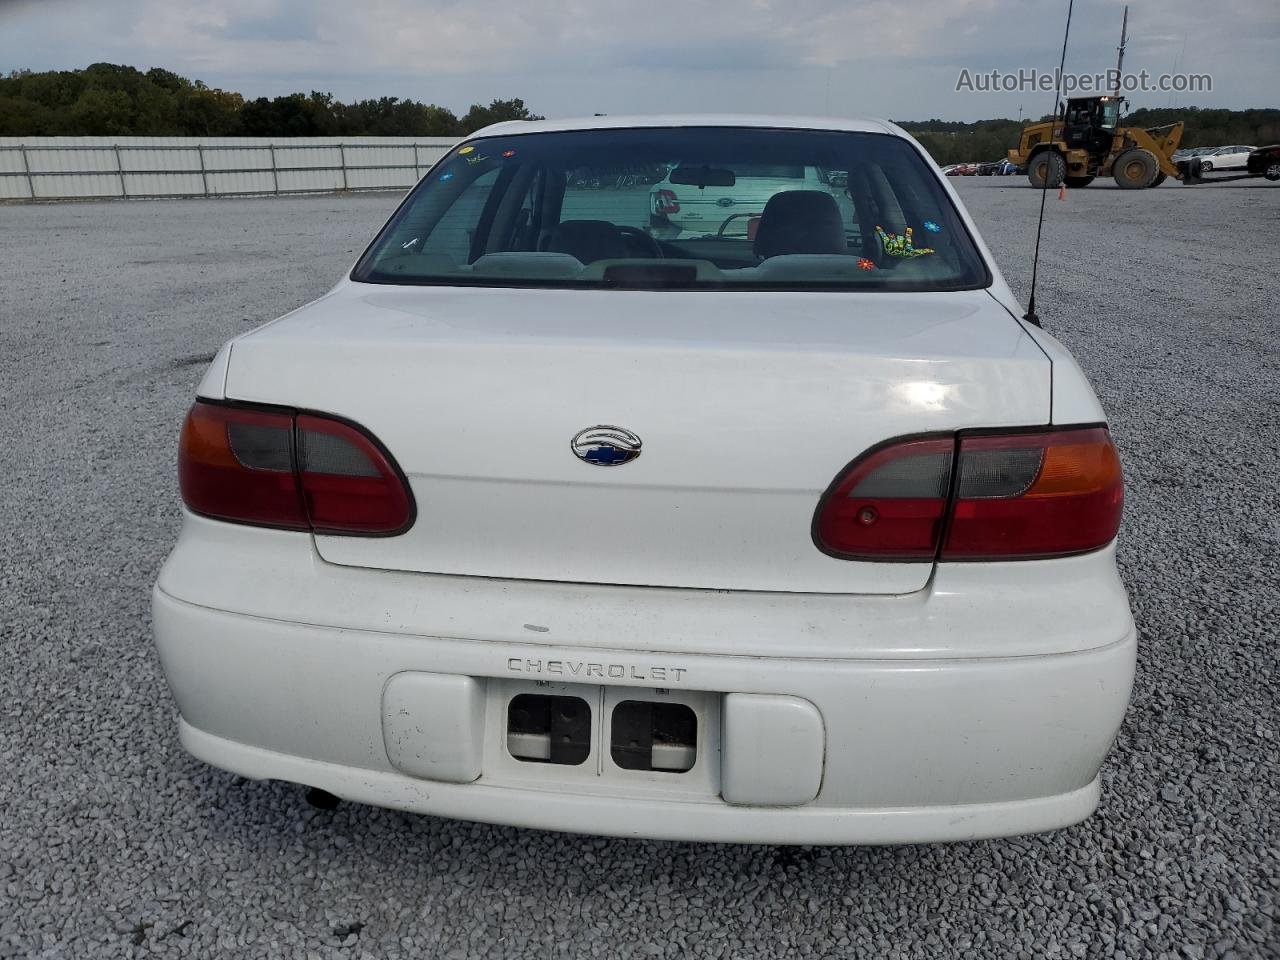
[296,413,413,534]
[652,189,680,215]
[179,404,306,530]
[942,427,1122,559]
[814,437,954,560]
[814,426,1123,562]
[178,401,413,536]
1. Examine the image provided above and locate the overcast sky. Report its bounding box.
[1,0,1275,120]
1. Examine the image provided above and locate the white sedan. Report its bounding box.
[1199,145,1256,172]
[153,115,1135,845]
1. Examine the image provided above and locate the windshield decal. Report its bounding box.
[876,225,936,259]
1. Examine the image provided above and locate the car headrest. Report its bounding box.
[546,220,628,264]
[752,190,846,260]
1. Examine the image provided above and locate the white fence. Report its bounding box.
[0,136,461,201]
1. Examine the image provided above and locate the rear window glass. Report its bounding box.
[353,127,990,292]
[735,163,806,179]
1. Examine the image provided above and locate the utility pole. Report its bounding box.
[1169,33,1186,108]
[1113,5,1128,99]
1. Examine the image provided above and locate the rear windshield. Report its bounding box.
[353,127,990,292]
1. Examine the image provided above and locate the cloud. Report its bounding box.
[211,3,322,43]
[0,0,1275,119]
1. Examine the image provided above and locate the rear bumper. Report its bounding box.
[178,718,1104,846]
[152,514,1136,845]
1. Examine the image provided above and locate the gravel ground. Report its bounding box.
[1,177,1277,959]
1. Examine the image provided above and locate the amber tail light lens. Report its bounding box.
[942,427,1123,559]
[178,401,413,536]
[814,426,1123,561]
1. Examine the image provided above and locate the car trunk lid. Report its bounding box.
[222,283,1049,595]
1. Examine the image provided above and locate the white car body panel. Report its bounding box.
[154,114,1134,844]
[1017,322,1108,424]
[476,113,897,137]
[223,283,1049,594]
[195,340,232,399]
[975,289,1108,425]
[160,514,1131,662]
[154,515,1135,845]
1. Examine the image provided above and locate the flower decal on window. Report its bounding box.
[923,220,941,233]
[858,258,876,270]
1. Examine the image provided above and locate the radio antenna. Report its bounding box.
[1024,0,1075,327]
[1114,5,1129,98]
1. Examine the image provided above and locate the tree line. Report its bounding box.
[0,64,541,138]
[2,65,1275,165]
[895,118,1029,166]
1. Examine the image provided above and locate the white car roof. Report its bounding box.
[470,114,901,139]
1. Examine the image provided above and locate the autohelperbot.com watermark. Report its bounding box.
[956,68,1212,95]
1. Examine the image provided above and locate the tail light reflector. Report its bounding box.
[814,426,1123,562]
[179,401,413,536]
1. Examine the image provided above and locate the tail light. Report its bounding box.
[943,428,1123,559]
[652,189,680,215]
[178,401,413,536]
[813,437,954,560]
[814,426,1122,561]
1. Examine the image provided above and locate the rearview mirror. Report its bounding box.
[669,165,736,188]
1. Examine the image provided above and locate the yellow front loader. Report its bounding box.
[1008,96,1188,189]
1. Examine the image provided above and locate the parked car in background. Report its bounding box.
[979,160,1017,176]
[1247,145,1280,181]
[154,115,1135,845]
[1200,145,1256,172]
[1172,146,1215,162]
[649,162,831,238]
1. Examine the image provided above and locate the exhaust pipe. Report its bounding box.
[304,787,340,810]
